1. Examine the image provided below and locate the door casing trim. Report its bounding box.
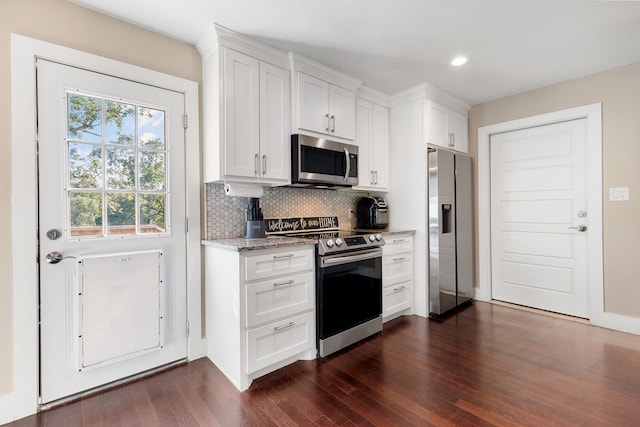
[478,103,620,330]
[9,33,204,422]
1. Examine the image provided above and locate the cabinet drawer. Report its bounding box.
[245,247,314,281]
[245,271,314,328]
[382,236,413,255]
[383,281,412,318]
[383,254,413,284]
[246,311,315,374]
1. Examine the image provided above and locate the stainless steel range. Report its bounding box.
[281,227,385,357]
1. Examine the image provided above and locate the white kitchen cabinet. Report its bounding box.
[296,72,355,140]
[290,53,362,142]
[205,244,316,391]
[355,97,389,191]
[382,234,414,321]
[198,25,291,185]
[426,99,468,153]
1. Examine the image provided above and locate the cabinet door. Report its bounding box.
[383,235,414,255]
[355,98,373,187]
[426,100,448,149]
[383,253,413,285]
[245,271,314,328]
[297,72,329,135]
[245,247,315,282]
[329,84,356,140]
[371,104,389,189]
[448,109,468,153]
[383,281,412,319]
[246,311,315,374]
[223,49,260,179]
[259,62,291,183]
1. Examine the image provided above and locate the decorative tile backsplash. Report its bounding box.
[205,183,380,239]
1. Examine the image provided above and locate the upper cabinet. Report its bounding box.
[198,25,291,185]
[290,53,362,142]
[426,99,468,153]
[354,87,390,191]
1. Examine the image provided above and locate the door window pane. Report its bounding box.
[105,101,135,146]
[67,94,102,143]
[140,194,166,233]
[66,91,168,238]
[106,193,136,235]
[69,192,103,237]
[68,143,102,189]
[106,147,135,190]
[139,151,165,191]
[138,108,165,149]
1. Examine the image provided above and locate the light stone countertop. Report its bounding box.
[201,236,313,252]
[201,229,415,252]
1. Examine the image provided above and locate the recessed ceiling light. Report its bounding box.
[450,55,470,67]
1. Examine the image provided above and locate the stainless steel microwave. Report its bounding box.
[291,134,359,188]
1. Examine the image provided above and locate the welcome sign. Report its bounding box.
[265,216,339,233]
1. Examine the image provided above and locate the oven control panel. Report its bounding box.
[319,233,384,255]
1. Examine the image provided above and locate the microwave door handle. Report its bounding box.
[344,147,350,182]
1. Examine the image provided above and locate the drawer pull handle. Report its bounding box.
[274,322,295,333]
[393,285,406,292]
[393,257,406,262]
[392,239,406,243]
[273,280,296,288]
[273,254,294,259]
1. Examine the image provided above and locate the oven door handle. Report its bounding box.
[320,248,382,268]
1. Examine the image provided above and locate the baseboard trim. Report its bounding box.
[591,311,640,336]
[0,392,15,425]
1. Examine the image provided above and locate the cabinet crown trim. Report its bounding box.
[289,52,362,92]
[389,82,470,113]
[197,23,289,69]
[357,85,390,107]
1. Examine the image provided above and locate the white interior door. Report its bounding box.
[37,59,188,404]
[490,118,589,317]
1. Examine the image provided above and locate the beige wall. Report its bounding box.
[469,61,640,319]
[0,0,201,397]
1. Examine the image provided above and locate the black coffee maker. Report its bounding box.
[356,196,389,229]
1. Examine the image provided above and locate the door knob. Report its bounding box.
[45,251,76,264]
[568,224,588,232]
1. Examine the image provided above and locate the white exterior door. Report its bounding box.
[490,118,589,317]
[37,59,188,404]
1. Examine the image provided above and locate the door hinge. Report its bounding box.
[186,321,190,337]
[183,114,188,129]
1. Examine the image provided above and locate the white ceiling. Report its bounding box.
[69,0,640,105]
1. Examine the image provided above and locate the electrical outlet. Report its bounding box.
[348,209,354,218]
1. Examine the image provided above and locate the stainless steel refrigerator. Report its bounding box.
[428,146,473,318]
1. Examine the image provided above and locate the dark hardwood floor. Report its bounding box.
[7,301,640,426]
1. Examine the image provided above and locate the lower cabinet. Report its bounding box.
[382,234,414,321]
[205,244,316,391]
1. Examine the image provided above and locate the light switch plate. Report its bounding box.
[609,186,629,201]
